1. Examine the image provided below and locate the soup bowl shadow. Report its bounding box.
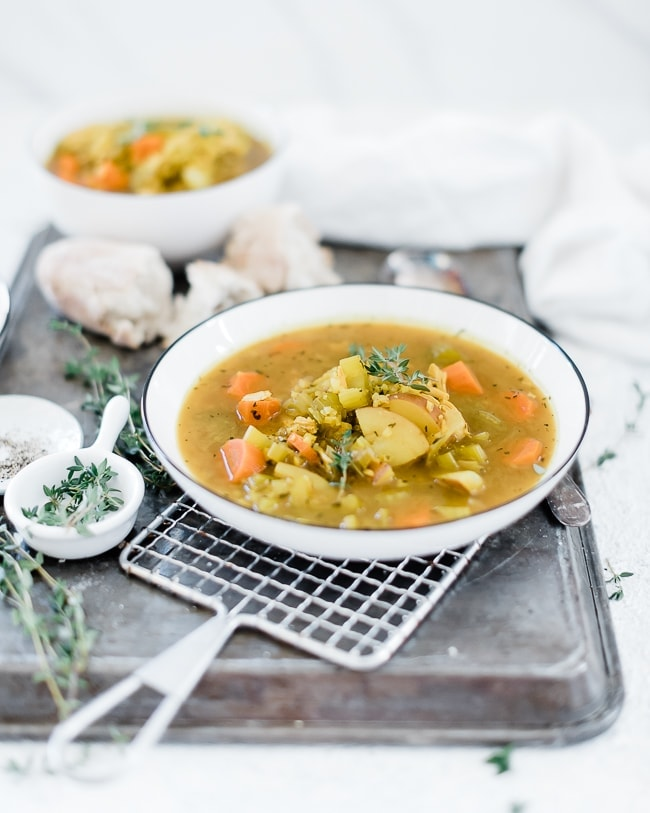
[141,284,589,561]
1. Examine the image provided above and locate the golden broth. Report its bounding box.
[47,116,272,194]
[178,322,556,530]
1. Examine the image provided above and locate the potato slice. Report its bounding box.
[436,470,485,495]
[388,393,442,440]
[356,406,428,466]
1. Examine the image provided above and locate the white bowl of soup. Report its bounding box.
[30,92,287,263]
[141,284,589,560]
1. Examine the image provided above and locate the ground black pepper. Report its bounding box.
[0,436,48,482]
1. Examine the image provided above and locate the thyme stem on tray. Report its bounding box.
[51,320,174,491]
[0,524,96,719]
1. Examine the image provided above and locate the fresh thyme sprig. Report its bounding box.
[330,429,354,489]
[22,457,123,534]
[604,559,633,601]
[51,320,174,490]
[356,344,431,392]
[0,524,96,719]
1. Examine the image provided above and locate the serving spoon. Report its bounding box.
[546,472,591,527]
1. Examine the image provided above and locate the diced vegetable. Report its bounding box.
[392,502,434,529]
[242,424,272,451]
[434,505,471,520]
[436,470,485,495]
[227,371,269,399]
[53,153,80,183]
[443,360,484,395]
[87,160,129,192]
[267,441,290,463]
[501,390,539,421]
[274,461,331,492]
[339,355,369,389]
[356,407,429,466]
[220,438,267,483]
[387,393,442,439]
[456,443,488,465]
[504,437,544,467]
[236,392,281,426]
[130,132,165,162]
[338,387,371,410]
[287,431,320,465]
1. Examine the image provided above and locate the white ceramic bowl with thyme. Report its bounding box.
[3,396,145,559]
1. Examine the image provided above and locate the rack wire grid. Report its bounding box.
[120,494,486,671]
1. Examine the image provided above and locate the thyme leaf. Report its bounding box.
[486,742,514,774]
[330,429,354,489]
[361,344,431,391]
[604,559,633,601]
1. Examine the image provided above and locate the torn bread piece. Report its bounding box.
[35,237,174,349]
[161,260,262,346]
[224,203,341,293]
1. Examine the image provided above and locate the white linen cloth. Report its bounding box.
[282,107,650,362]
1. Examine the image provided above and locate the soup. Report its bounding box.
[178,322,556,530]
[46,116,272,194]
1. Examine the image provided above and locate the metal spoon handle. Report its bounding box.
[546,473,591,527]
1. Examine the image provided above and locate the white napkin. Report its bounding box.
[281,106,650,363]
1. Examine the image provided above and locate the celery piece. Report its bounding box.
[433,347,462,367]
[339,355,369,389]
[243,424,271,451]
[434,451,459,471]
[456,443,488,464]
[267,441,290,463]
[476,409,502,427]
[338,387,371,410]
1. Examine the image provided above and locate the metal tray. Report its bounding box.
[0,228,623,744]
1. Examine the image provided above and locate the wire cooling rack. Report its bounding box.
[120,494,486,671]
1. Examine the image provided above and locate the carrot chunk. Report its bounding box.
[443,360,484,395]
[392,502,433,529]
[87,160,129,192]
[236,394,282,426]
[130,132,165,163]
[501,389,539,421]
[227,371,269,399]
[287,432,320,465]
[53,153,80,183]
[220,438,266,482]
[504,436,544,467]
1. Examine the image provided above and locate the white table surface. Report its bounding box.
[2,1,650,808]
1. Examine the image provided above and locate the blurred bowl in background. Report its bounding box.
[30,93,288,264]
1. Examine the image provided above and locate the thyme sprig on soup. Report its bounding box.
[178,322,555,530]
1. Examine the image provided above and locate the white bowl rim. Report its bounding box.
[141,283,590,560]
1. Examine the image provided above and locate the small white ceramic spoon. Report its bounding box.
[3,395,145,559]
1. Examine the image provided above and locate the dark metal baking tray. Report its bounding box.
[0,227,623,744]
